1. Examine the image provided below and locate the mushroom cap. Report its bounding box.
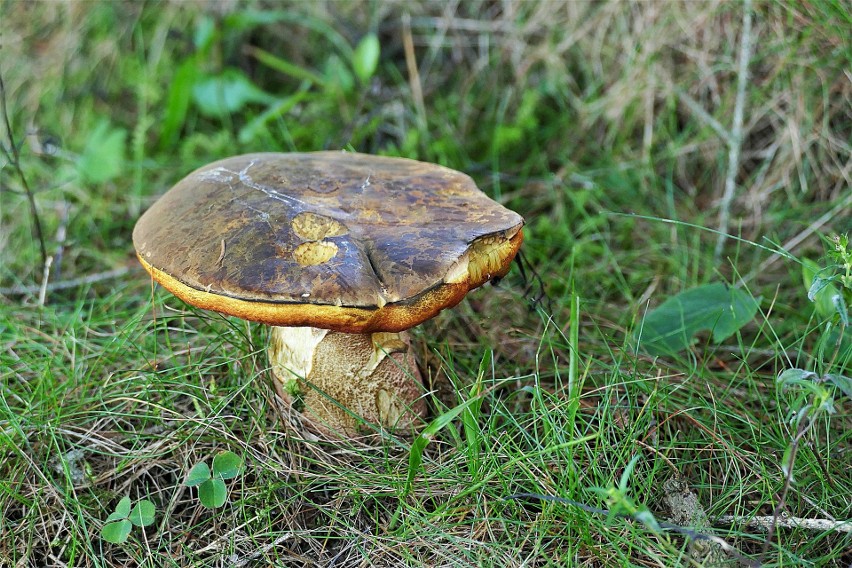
[133,152,524,333]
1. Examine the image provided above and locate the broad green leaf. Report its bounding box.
[637,283,760,356]
[114,496,132,517]
[803,259,839,318]
[826,374,852,401]
[819,326,852,368]
[192,69,276,118]
[77,120,126,184]
[777,368,817,386]
[212,451,243,480]
[352,33,380,82]
[101,519,132,544]
[199,478,228,509]
[129,500,156,527]
[185,461,211,487]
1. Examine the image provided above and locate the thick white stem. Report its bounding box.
[268,326,424,436]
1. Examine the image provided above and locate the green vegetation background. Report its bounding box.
[1,1,849,566]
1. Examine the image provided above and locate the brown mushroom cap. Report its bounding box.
[133,152,524,333]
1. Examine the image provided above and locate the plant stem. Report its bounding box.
[0,72,48,268]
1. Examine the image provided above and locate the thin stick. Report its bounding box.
[714,0,754,262]
[37,204,68,306]
[37,256,53,306]
[228,533,295,567]
[0,71,48,267]
[675,87,735,147]
[505,493,759,567]
[0,267,130,296]
[717,513,850,534]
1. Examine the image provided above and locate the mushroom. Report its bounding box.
[133,152,523,436]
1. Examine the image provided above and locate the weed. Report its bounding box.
[100,497,156,545]
[184,450,245,509]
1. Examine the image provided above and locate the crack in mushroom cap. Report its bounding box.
[133,151,524,333]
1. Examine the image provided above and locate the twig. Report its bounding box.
[714,0,754,262]
[0,267,130,297]
[675,87,735,147]
[716,513,850,534]
[505,493,759,567]
[52,203,69,280]
[37,203,68,306]
[228,533,295,567]
[37,255,53,306]
[0,71,48,267]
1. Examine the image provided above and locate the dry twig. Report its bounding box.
[716,513,850,534]
[714,0,755,261]
[0,267,131,297]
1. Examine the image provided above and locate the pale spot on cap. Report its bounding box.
[293,241,339,266]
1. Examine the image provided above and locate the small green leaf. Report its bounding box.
[637,283,760,356]
[192,69,276,117]
[351,33,380,82]
[194,15,216,51]
[105,511,127,523]
[323,55,354,94]
[803,259,840,318]
[114,496,132,517]
[198,478,228,509]
[185,461,211,487]
[818,326,852,369]
[129,500,156,527]
[807,275,834,302]
[777,368,817,386]
[826,374,852,401]
[212,451,243,480]
[77,120,126,184]
[101,519,132,544]
[833,293,849,325]
[618,455,642,493]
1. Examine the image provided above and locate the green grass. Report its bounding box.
[1,1,850,566]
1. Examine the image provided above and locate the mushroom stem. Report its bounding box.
[268,326,425,435]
